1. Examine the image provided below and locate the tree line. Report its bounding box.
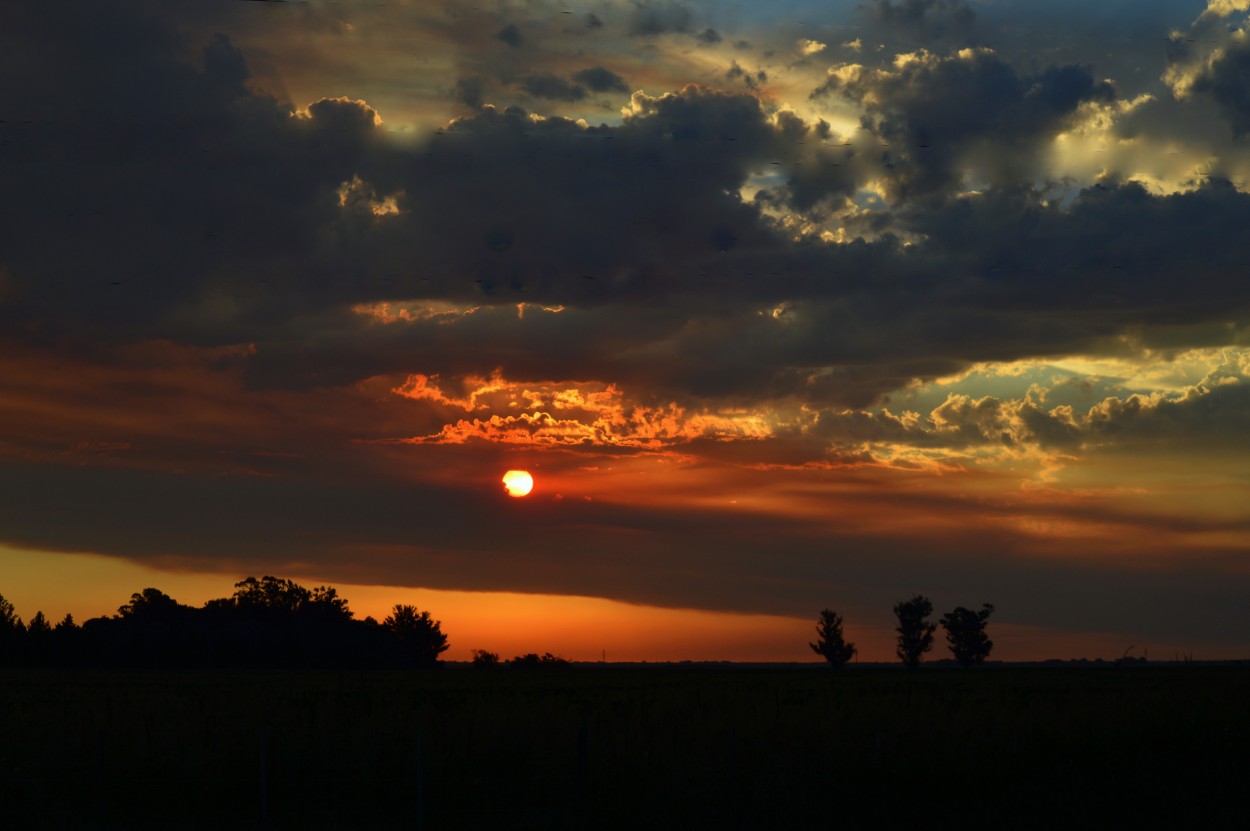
[810,596,995,668]
[0,576,449,669]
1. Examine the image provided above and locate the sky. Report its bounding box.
[2,0,1249,662]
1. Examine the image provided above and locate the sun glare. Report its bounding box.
[502,469,534,497]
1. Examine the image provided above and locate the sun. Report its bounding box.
[502,469,534,497]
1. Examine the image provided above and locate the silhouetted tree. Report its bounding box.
[471,649,500,667]
[809,608,856,668]
[383,604,449,668]
[894,595,936,669]
[940,603,995,667]
[0,578,457,670]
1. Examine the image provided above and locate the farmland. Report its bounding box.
[2,664,1246,828]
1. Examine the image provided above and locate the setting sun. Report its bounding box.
[502,469,534,498]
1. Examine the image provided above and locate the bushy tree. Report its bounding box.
[383,605,449,668]
[117,588,182,619]
[940,603,995,667]
[809,608,856,668]
[894,595,936,669]
[229,576,311,613]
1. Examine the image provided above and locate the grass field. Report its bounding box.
[2,663,1246,829]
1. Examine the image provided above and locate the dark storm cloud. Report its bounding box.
[572,67,630,93]
[813,48,1115,200]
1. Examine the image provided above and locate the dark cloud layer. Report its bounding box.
[4,2,1250,410]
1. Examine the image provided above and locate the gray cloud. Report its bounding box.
[866,0,975,27]
[697,27,723,45]
[572,67,630,93]
[519,73,588,101]
[495,23,523,47]
[628,1,692,36]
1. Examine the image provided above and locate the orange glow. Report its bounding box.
[502,469,534,497]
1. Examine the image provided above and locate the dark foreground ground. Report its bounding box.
[2,663,1247,829]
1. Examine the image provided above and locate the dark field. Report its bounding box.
[3,664,1247,829]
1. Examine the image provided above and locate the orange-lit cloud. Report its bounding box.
[391,370,772,449]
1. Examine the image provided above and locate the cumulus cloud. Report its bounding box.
[813,48,1116,200]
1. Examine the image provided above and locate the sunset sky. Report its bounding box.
[3,0,1249,662]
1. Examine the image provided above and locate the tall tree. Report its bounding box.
[809,608,856,668]
[894,595,936,669]
[940,604,995,667]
